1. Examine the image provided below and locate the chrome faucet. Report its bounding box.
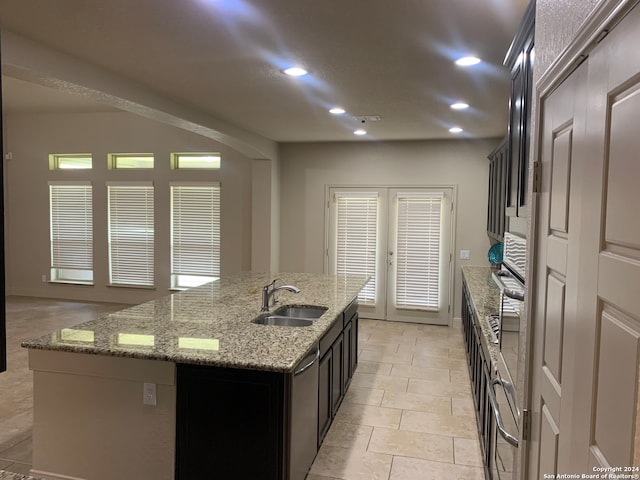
[261,279,300,312]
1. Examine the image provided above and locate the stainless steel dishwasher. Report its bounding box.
[289,344,319,480]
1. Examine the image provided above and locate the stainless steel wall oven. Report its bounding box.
[489,232,526,480]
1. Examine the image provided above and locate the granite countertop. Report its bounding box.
[22,272,369,373]
[461,265,502,365]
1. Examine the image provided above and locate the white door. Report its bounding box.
[528,4,640,476]
[527,60,588,479]
[327,186,453,325]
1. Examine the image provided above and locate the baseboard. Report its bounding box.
[29,469,87,480]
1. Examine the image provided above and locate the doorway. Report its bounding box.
[326,186,454,325]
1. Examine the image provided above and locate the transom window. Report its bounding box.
[49,154,93,170]
[171,153,221,170]
[108,153,154,169]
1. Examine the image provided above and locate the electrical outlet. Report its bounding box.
[460,250,470,260]
[41,274,47,283]
[143,382,157,406]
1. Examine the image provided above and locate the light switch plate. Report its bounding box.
[460,250,470,260]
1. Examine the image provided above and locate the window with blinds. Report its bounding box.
[334,192,378,305]
[107,182,155,287]
[171,183,221,289]
[394,192,443,310]
[49,182,94,284]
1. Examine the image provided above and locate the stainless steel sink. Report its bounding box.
[253,315,313,327]
[273,305,328,319]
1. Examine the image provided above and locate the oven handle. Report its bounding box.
[488,377,519,448]
[492,271,525,301]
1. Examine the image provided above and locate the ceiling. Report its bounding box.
[0,0,530,144]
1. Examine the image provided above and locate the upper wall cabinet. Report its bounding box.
[505,0,535,221]
[487,136,508,241]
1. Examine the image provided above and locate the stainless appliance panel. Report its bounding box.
[489,374,519,480]
[491,269,524,397]
[290,345,319,480]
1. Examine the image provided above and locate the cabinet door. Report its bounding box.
[350,314,358,376]
[506,27,534,220]
[506,62,525,218]
[176,364,284,480]
[318,350,333,445]
[331,333,344,416]
[343,321,353,391]
[487,139,508,241]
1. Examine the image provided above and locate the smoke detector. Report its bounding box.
[353,115,382,123]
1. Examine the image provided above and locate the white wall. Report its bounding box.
[278,139,498,319]
[5,111,253,304]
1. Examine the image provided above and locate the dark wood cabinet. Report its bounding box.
[318,347,333,444]
[504,0,535,222]
[331,333,344,416]
[342,320,353,392]
[318,299,359,446]
[176,365,285,480]
[351,314,358,375]
[461,281,494,476]
[177,299,359,479]
[487,137,508,241]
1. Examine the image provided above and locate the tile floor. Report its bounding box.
[0,297,484,480]
[307,317,485,480]
[0,296,128,475]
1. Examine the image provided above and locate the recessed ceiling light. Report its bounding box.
[329,107,346,115]
[449,127,463,134]
[450,102,469,110]
[354,129,367,136]
[283,66,308,77]
[455,56,481,66]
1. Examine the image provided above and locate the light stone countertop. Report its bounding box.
[21,272,369,373]
[461,265,502,365]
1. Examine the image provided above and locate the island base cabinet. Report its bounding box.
[28,349,176,480]
[176,364,285,480]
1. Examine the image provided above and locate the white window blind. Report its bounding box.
[335,192,378,305]
[49,182,93,284]
[395,192,443,310]
[171,183,221,288]
[107,182,155,287]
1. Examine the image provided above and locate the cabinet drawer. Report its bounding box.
[343,299,358,327]
[320,318,343,357]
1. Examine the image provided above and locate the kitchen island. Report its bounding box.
[22,272,368,480]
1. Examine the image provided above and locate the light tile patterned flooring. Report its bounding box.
[0,297,484,479]
[308,318,485,480]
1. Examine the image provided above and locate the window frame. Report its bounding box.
[107,181,155,288]
[170,182,221,290]
[49,181,94,285]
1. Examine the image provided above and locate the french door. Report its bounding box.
[327,186,453,325]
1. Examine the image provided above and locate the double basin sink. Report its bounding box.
[253,305,328,327]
